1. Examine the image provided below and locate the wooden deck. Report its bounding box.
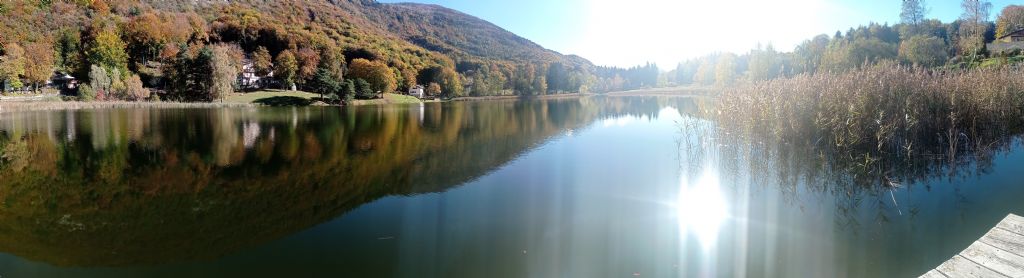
[921,214,1024,278]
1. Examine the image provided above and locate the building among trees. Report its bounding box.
[997,28,1024,42]
[988,28,1024,54]
[408,85,425,98]
[238,58,273,90]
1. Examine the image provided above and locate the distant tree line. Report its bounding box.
[667,0,1024,86]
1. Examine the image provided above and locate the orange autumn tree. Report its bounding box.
[347,58,396,95]
[23,41,55,91]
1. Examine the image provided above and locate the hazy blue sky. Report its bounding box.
[379,0,1016,68]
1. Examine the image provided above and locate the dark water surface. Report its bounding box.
[0,97,1022,277]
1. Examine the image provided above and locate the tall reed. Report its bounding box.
[716,62,1024,187]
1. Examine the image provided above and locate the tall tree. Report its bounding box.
[531,75,546,96]
[747,44,782,81]
[513,64,536,94]
[348,58,396,95]
[309,58,341,99]
[87,29,129,72]
[274,50,298,89]
[55,29,86,78]
[209,45,239,101]
[340,79,356,102]
[353,78,374,99]
[901,0,928,26]
[0,43,26,91]
[959,0,993,54]
[399,67,416,91]
[125,12,166,65]
[295,47,320,86]
[899,35,948,67]
[439,67,462,98]
[794,35,830,74]
[23,42,55,91]
[252,46,273,77]
[163,45,236,102]
[714,53,738,86]
[545,62,566,93]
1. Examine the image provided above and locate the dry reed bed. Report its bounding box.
[716,63,1024,186]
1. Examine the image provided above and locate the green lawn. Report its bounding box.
[224,90,321,104]
[350,93,423,105]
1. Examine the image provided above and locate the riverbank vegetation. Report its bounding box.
[714,62,1024,187]
[681,1,1024,188]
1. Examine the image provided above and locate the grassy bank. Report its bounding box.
[350,93,423,105]
[226,90,422,106]
[715,63,1024,186]
[224,90,321,104]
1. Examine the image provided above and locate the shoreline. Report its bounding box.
[0,101,257,113]
[604,85,721,97]
[447,92,594,102]
[0,90,710,113]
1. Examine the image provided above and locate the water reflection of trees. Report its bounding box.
[0,96,699,267]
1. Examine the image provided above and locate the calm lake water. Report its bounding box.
[0,96,1022,277]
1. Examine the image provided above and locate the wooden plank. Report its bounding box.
[923,215,1024,278]
[980,227,1024,257]
[996,214,1024,236]
[936,255,1008,278]
[920,269,948,278]
[960,241,1024,277]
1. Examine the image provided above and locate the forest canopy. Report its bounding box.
[0,0,659,101]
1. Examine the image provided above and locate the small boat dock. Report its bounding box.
[921,214,1024,278]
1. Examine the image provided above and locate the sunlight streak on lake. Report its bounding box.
[677,169,728,250]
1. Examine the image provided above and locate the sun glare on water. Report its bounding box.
[677,169,728,249]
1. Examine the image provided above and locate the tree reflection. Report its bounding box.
[0,96,701,267]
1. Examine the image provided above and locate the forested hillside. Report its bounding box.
[0,0,658,102]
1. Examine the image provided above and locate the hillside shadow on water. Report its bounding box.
[253,96,314,106]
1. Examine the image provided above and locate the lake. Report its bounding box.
[0,96,1022,277]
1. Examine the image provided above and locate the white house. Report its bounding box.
[408,85,425,98]
[238,58,273,90]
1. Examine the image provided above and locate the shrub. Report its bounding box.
[899,36,949,67]
[341,79,356,103]
[123,74,150,101]
[327,93,340,104]
[88,65,111,96]
[426,82,441,96]
[354,78,375,99]
[78,84,96,102]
